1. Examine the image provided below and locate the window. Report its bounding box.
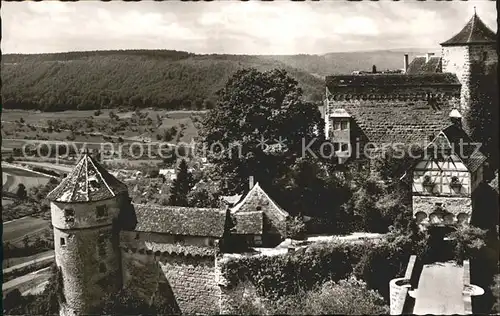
[96,205,108,218]
[332,119,349,131]
[98,235,106,256]
[174,236,184,243]
[341,120,348,130]
[135,233,140,240]
[482,51,488,62]
[333,143,340,152]
[60,237,66,246]
[254,235,262,246]
[99,263,107,273]
[64,209,75,223]
[341,143,349,152]
[333,120,342,130]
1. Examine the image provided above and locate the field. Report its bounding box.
[3,216,50,243]
[2,165,52,193]
[1,109,204,154]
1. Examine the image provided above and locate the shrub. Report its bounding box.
[491,274,500,314]
[268,277,389,315]
[449,225,487,262]
[287,216,307,240]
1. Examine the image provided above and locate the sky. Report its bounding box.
[1,0,497,55]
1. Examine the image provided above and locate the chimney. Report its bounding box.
[249,176,254,190]
[426,53,435,63]
[403,54,409,73]
[372,65,377,73]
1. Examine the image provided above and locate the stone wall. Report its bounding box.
[215,255,263,315]
[412,195,472,226]
[54,224,121,316]
[441,46,469,109]
[442,44,497,112]
[51,195,125,230]
[389,255,417,315]
[121,247,220,314]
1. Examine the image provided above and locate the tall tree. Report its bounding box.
[201,68,326,194]
[168,159,193,206]
[201,68,348,222]
[464,62,499,173]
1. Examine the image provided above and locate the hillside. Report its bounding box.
[1,49,434,112]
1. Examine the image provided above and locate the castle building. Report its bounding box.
[47,153,289,315]
[323,12,495,227]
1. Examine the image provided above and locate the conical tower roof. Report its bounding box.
[47,153,128,203]
[441,12,496,46]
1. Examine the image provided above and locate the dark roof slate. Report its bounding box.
[421,57,442,73]
[328,98,461,144]
[47,153,128,203]
[326,73,460,89]
[407,57,426,74]
[232,211,264,235]
[429,124,487,172]
[441,13,496,46]
[132,204,227,238]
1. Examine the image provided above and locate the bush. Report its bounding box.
[287,216,307,240]
[491,274,500,314]
[268,277,389,315]
[449,225,487,262]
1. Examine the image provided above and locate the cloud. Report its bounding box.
[1,1,497,55]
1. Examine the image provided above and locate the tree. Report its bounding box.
[201,68,326,193]
[16,183,27,200]
[168,159,194,206]
[464,62,499,172]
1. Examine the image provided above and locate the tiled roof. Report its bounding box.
[231,182,289,236]
[428,124,487,172]
[120,238,216,257]
[441,13,496,46]
[326,73,460,89]
[232,211,264,235]
[328,97,461,144]
[47,153,128,203]
[132,204,227,238]
[407,57,426,74]
[421,57,442,73]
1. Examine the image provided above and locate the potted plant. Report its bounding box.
[422,175,435,192]
[449,176,462,191]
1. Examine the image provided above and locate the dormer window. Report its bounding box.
[64,209,75,223]
[332,118,349,131]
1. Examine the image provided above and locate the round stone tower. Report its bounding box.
[47,152,130,316]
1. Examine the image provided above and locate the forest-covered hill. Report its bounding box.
[1,49,431,111]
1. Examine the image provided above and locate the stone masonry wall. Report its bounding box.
[412,195,472,225]
[441,46,469,109]
[442,44,497,113]
[215,255,263,315]
[55,225,121,316]
[121,249,220,314]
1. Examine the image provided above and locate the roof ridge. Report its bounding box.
[87,155,115,198]
[467,13,476,43]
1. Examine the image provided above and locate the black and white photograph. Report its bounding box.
[1,0,499,315]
